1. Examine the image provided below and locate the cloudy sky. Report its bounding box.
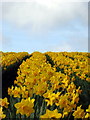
[0,0,89,53]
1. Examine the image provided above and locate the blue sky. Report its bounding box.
[0,1,88,53]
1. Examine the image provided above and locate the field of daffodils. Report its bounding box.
[0,51,90,119]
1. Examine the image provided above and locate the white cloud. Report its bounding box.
[0,0,88,52]
[1,1,88,32]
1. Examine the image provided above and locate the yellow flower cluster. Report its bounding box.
[42,82,82,118]
[44,52,90,82]
[73,105,90,119]
[1,51,90,119]
[0,52,29,71]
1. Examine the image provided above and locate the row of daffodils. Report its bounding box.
[0,51,90,119]
[0,51,29,71]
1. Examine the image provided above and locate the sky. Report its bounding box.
[0,0,89,53]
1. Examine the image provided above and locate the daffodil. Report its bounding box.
[73,105,85,118]
[14,97,35,117]
[40,109,62,119]
[0,98,9,108]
